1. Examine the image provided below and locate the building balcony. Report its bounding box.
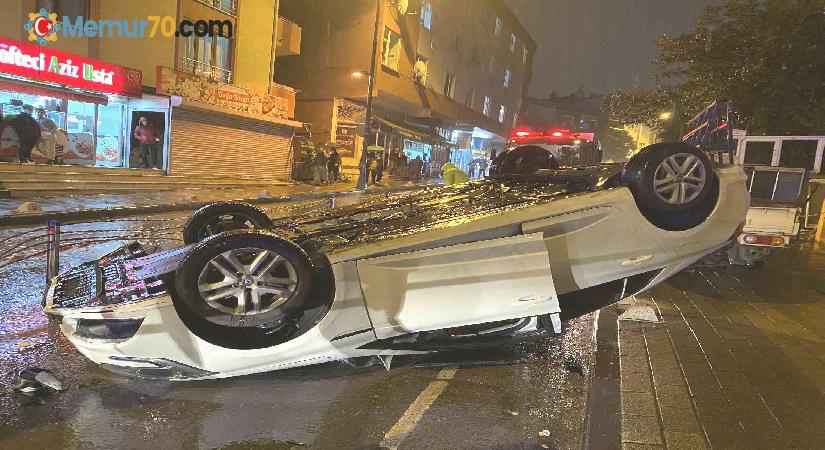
[276,16,302,57]
[195,0,238,17]
[180,57,233,84]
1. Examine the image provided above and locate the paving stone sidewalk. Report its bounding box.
[617,243,825,449]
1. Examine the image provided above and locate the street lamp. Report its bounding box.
[659,111,673,120]
[355,0,382,190]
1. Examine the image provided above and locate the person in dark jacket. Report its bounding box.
[6,105,41,163]
[313,148,329,184]
[327,147,341,182]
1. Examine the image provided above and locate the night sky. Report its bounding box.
[507,0,715,97]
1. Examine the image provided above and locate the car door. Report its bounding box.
[356,233,559,340]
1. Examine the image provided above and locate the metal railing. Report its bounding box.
[195,0,238,16]
[180,57,233,83]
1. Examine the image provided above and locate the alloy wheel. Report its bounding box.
[197,247,298,315]
[652,152,707,205]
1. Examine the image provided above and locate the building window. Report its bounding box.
[421,1,433,30]
[465,87,475,108]
[37,0,89,18]
[523,46,528,64]
[495,17,502,37]
[488,56,495,75]
[483,96,491,116]
[381,27,402,72]
[499,105,506,123]
[181,32,234,83]
[503,68,511,88]
[443,73,456,98]
[509,33,516,52]
[453,33,461,51]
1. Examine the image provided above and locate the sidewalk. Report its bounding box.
[0,178,432,227]
[617,245,825,449]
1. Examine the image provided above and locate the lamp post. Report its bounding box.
[356,0,382,190]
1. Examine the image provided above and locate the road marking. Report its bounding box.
[380,367,458,449]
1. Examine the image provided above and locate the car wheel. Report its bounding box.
[174,230,314,329]
[182,202,273,245]
[623,142,714,213]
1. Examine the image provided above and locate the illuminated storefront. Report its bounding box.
[0,36,170,169]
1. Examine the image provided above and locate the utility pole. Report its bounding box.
[356,0,382,190]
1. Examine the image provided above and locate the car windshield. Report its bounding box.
[492,145,560,176]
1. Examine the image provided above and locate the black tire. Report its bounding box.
[174,230,314,329]
[182,202,273,245]
[623,143,714,213]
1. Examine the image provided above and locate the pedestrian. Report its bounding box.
[36,108,57,164]
[6,105,41,164]
[441,161,470,186]
[408,155,423,184]
[375,153,385,184]
[367,154,379,185]
[133,116,160,168]
[313,147,329,184]
[327,147,341,182]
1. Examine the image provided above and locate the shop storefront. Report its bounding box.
[0,36,166,169]
[157,67,301,180]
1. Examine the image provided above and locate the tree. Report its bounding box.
[609,0,825,136]
[601,126,637,162]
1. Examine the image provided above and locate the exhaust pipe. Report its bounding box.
[46,219,60,283]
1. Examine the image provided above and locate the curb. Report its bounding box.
[0,184,426,228]
[583,306,622,450]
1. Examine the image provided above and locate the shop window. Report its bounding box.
[421,1,432,30]
[443,73,456,99]
[499,105,506,123]
[503,69,511,88]
[483,96,491,116]
[509,34,516,52]
[381,27,401,72]
[778,140,817,169]
[743,141,774,165]
[95,103,125,167]
[64,101,95,165]
[495,17,502,37]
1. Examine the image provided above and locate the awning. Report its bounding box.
[373,116,456,147]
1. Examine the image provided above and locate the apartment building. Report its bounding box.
[276,0,535,175]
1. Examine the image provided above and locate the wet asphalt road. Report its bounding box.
[0,194,595,449]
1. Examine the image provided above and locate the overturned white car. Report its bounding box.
[44,143,748,380]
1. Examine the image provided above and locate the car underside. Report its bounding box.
[44,143,749,380]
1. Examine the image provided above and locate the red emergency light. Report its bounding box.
[511,129,579,141]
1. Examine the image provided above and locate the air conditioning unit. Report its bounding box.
[413,59,428,85]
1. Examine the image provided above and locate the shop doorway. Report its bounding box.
[128,110,167,170]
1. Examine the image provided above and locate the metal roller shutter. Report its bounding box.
[170,107,295,180]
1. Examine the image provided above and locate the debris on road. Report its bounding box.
[11,367,66,394]
[563,354,585,376]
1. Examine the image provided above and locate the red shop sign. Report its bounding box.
[0,36,142,98]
